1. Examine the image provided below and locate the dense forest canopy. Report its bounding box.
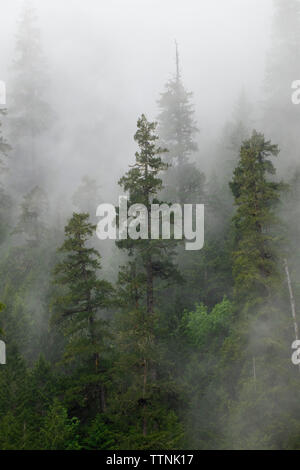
[0,0,300,450]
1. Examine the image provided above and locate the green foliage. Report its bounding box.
[0,110,12,244]
[1,3,300,450]
[117,114,181,309]
[0,109,11,167]
[10,2,53,140]
[182,298,234,349]
[51,212,113,421]
[119,114,168,205]
[111,115,183,443]
[40,399,80,450]
[230,130,286,301]
[157,48,205,205]
[13,186,48,246]
[52,212,113,367]
[157,52,198,166]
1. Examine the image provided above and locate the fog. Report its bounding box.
[0,0,273,201]
[1,0,300,451]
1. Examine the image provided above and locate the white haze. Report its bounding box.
[0,0,273,203]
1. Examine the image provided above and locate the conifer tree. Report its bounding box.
[157,43,205,204]
[157,42,198,166]
[52,213,113,412]
[0,110,11,168]
[214,132,299,450]
[118,114,178,316]
[0,110,12,243]
[0,184,54,363]
[13,186,48,246]
[114,115,182,440]
[263,0,300,164]
[39,399,80,450]
[9,1,53,189]
[230,130,285,301]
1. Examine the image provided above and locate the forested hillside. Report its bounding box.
[0,0,300,450]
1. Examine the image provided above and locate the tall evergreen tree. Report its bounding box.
[157,43,205,204]
[213,132,300,450]
[157,42,198,166]
[0,110,11,168]
[112,115,183,442]
[230,130,285,301]
[0,185,54,363]
[118,114,178,316]
[9,1,53,189]
[0,109,12,243]
[13,186,48,247]
[263,0,300,167]
[51,213,113,413]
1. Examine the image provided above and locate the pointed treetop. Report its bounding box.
[175,40,180,81]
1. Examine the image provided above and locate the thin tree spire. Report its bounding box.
[175,39,180,81]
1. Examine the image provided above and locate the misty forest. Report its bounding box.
[1,0,300,451]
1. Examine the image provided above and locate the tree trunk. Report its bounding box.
[146,255,154,315]
[100,384,106,413]
[253,356,257,392]
[284,258,300,373]
[143,358,147,436]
